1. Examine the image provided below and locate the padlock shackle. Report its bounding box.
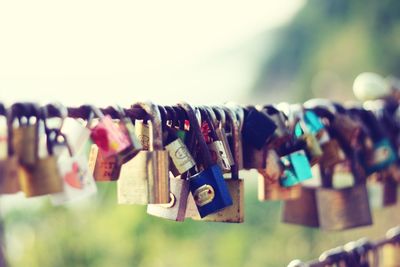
[178,103,213,168]
[224,107,239,180]
[199,106,219,141]
[211,106,226,129]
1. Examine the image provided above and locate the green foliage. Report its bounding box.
[254,0,400,101]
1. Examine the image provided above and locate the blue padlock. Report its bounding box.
[179,103,233,218]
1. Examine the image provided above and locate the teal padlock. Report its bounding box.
[365,138,397,175]
[280,150,313,187]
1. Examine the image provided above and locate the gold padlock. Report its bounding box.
[10,103,39,166]
[117,102,169,205]
[19,112,64,197]
[0,109,22,194]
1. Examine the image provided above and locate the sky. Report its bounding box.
[0,0,305,106]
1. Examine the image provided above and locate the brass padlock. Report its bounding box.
[192,107,244,223]
[381,227,400,267]
[11,103,39,166]
[282,186,319,228]
[316,166,372,231]
[88,144,121,181]
[258,149,300,201]
[117,102,169,205]
[0,106,22,194]
[19,114,64,197]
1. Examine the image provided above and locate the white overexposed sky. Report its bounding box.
[0,0,305,106]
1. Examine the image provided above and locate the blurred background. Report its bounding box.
[1,0,400,266]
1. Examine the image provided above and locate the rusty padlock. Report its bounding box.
[316,165,372,231]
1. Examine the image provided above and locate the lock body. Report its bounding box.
[364,138,397,175]
[147,177,190,221]
[282,186,319,227]
[316,184,372,230]
[13,125,38,166]
[165,138,195,176]
[20,156,64,197]
[189,164,233,218]
[118,150,170,204]
[193,179,244,223]
[88,145,121,181]
[0,156,21,194]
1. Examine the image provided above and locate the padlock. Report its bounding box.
[19,110,64,197]
[11,103,39,166]
[294,116,323,166]
[179,102,232,218]
[282,186,319,228]
[162,106,195,176]
[0,106,21,194]
[113,106,142,164]
[280,149,313,187]
[146,107,195,221]
[135,119,150,150]
[367,172,397,208]
[242,106,277,150]
[117,102,169,205]
[89,106,131,158]
[36,104,97,203]
[226,104,245,170]
[381,227,400,267]
[258,149,301,201]
[263,105,291,148]
[330,113,361,148]
[147,174,190,221]
[316,165,372,231]
[354,109,397,175]
[192,107,244,223]
[211,106,235,167]
[88,144,121,181]
[319,139,346,169]
[200,106,231,173]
